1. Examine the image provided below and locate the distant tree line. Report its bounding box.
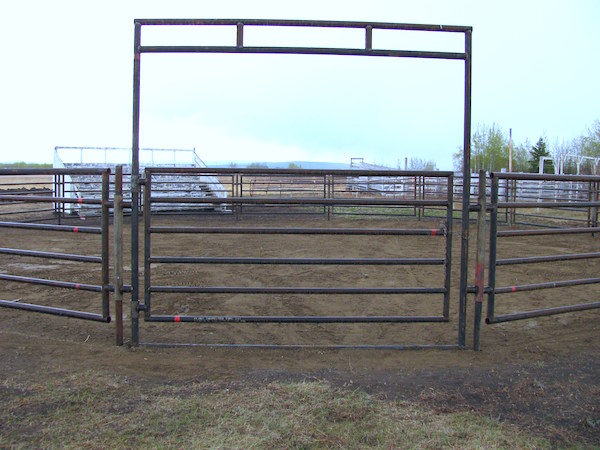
[0,162,52,169]
[453,120,600,174]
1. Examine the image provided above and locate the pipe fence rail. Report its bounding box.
[472,172,600,350]
[0,167,127,344]
[135,167,456,348]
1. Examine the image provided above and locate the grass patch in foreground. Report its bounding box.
[1,372,554,449]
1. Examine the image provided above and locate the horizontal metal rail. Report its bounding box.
[0,273,104,292]
[494,277,600,294]
[497,227,600,237]
[0,168,109,176]
[149,286,446,294]
[0,195,103,205]
[141,342,459,350]
[496,252,600,266]
[149,226,444,236]
[147,315,447,323]
[0,221,101,234]
[136,18,472,33]
[499,201,600,209]
[486,301,600,324]
[140,45,466,61]
[0,300,109,322]
[146,167,454,177]
[149,256,444,265]
[0,247,101,263]
[493,172,600,183]
[150,196,449,207]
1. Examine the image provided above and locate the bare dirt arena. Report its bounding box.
[1,211,599,445]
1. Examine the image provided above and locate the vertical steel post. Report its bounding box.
[473,170,486,350]
[101,170,110,321]
[332,174,336,217]
[592,181,598,236]
[443,174,453,320]
[144,169,152,318]
[237,22,244,48]
[457,28,472,348]
[365,25,373,51]
[131,21,141,345]
[114,165,124,345]
[486,174,499,323]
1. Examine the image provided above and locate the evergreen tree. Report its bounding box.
[528,137,554,173]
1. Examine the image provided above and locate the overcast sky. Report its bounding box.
[1,0,599,169]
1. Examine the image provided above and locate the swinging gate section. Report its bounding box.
[129,19,474,348]
[139,167,455,348]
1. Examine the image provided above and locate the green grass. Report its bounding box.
[0,372,557,449]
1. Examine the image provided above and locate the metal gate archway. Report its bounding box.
[130,19,473,348]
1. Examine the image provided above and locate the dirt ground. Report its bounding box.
[1,212,599,446]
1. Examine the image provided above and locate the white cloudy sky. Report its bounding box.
[0,0,599,169]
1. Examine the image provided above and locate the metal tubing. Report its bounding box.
[499,201,600,209]
[149,226,445,236]
[0,168,109,176]
[149,196,449,206]
[140,45,467,61]
[101,170,110,321]
[486,301,600,324]
[131,20,141,346]
[144,170,152,318]
[493,172,600,183]
[494,277,600,294]
[236,22,243,47]
[114,165,124,345]
[496,252,600,266]
[0,300,109,322]
[149,286,446,294]
[457,28,472,348]
[498,227,600,237]
[147,315,447,323]
[148,256,444,265]
[141,342,459,350]
[0,195,103,205]
[473,170,486,351]
[135,18,472,33]
[0,221,101,234]
[443,174,453,320]
[486,175,499,323]
[0,273,103,292]
[146,166,453,177]
[0,248,101,263]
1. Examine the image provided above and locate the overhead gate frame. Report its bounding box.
[130,18,473,348]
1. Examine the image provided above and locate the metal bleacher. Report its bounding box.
[53,146,227,215]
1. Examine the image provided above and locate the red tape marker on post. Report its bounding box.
[174,316,181,323]
[511,286,517,293]
[73,226,79,233]
[431,229,437,236]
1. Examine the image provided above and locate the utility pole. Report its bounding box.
[508,128,513,172]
